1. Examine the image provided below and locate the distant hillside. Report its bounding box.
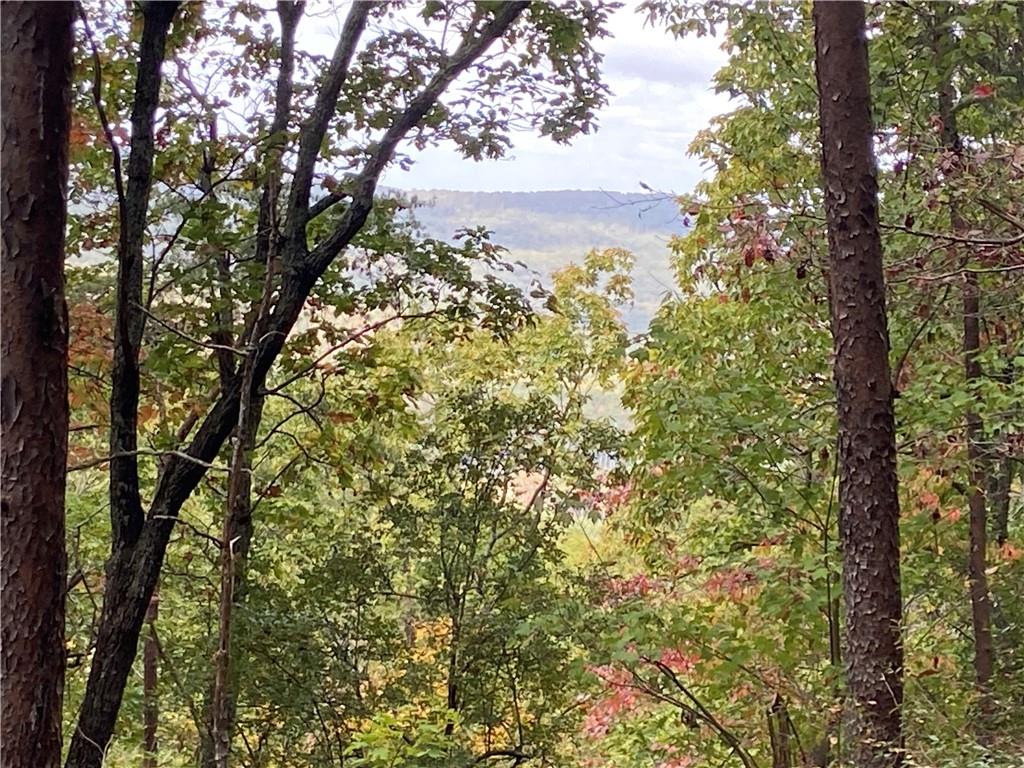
[395,189,685,331]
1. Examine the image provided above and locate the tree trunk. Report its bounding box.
[932,10,995,721]
[208,396,264,768]
[813,3,904,767]
[767,695,793,768]
[963,272,996,713]
[0,4,75,768]
[205,6,301,764]
[990,456,1013,546]
[989,329,1015,546]
[65,5,181,767]
[143,589,160,768]
[66,6,527,765]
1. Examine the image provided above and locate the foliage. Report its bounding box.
[55,3,1024,768]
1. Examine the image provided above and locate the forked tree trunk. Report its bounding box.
[65,5,182,766]
[0,3,75,768]
[813,3,904,766]
[65,5,527,765]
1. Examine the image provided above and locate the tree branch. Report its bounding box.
[108,0,181,546]
[284,1,370,245]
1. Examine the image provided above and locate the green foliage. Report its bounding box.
[59,2,1024,768]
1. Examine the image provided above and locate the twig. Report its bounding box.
[77,6,126,232]
[69,448,234,474]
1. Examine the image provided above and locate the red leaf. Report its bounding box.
[971,84,995,98]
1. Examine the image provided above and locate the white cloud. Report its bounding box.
[302,3,733,194]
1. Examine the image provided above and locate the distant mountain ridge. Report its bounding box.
[394,189,685,330]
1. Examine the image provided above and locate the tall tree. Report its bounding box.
[64,3,611,766]
[932,6,994,722]
[0,3,76,767]
[68,5,182,766]
[813,3,904,766]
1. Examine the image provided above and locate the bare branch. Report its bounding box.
[881,220,1024,247]
[77,5,126,229]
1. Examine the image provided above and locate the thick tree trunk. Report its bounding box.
[0,4,75,768]
[813,3,904,767]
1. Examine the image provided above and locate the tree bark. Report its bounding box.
[205,7,301,764]
[767,695,793,768]
[932,9,995,720]
[66,6,530,766]
[813,3,904,767]
[1,4,75,768]
[65,5,182,767]
[143,589,160,768]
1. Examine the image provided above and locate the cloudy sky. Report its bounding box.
[303,5,732,195]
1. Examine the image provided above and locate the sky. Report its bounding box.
[304,4,732,195]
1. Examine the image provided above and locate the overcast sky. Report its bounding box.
[303,5,732,195]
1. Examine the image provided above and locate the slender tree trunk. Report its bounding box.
[990,456,1013,546]
[813,3,904,767]
[206,7,301,765]
[209,396,264,768]
[66,6,526,765]
[767,695,793,768]
[0,4,75,768]
[962,273,996,706]
[65,5,181,767]
[989,330,1015,546]
[932,10,995,720]
[143,589,160,768]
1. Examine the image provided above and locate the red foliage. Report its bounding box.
[583,664,641,738]
[703,567,757,600]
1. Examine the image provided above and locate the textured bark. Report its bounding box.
[813,3,904,767]
[108,0,180,548]
[67,6,530,766]
[143,589,160,768]
[0,4,75,768]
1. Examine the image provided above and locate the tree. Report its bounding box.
[813,3,903,766]
[63,3,612,766]
[1,3,76,767]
